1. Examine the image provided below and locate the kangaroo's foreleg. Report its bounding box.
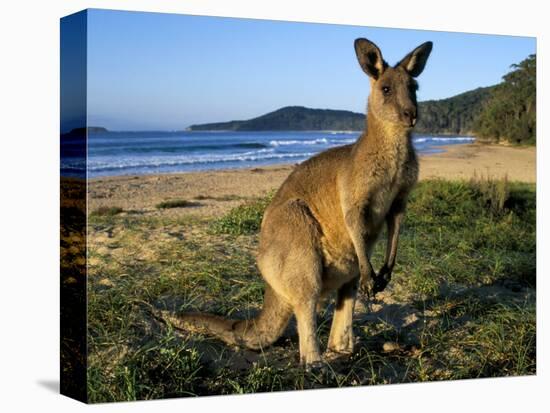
[343,206,377,298]
[374,197,407,294]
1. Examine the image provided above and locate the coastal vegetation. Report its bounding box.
[474,54,536,144]
[414,87,493,135]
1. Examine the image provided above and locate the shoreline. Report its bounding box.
[88,143,536,218]
[84,133,475,180]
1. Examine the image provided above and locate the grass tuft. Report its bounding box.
[470,172,510,215]
[155,199,199,209]
[194,194,245,201]
[90,206,124,217]
[209,191,275,235]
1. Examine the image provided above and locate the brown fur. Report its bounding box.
[161,38,433,366]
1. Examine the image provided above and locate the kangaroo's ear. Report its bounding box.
[354,38,387,79]
[396,41,433,77]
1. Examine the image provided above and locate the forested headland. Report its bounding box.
[186,55,536,145]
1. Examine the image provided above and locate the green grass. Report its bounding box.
[209,191,275,235]
[193,194,246,202]
[399,179,536,289]
[90,206,124,217]
[155,199,199,209]
[86,178,536,402]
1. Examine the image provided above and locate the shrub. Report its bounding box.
[210,192,275,235]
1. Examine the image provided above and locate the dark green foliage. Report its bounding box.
[415,87,494,135]
[474,55,536,144]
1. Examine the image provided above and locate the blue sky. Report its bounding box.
[60,10,87,133]
[76,9,536,131]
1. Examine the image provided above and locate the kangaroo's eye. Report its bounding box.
[382,86,391,95]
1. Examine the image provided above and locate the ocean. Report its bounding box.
[61,131,475,178]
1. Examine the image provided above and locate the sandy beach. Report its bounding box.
[88,143,536,217]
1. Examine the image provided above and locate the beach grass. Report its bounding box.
[194,194,247,202]
[86,177,536,402]
[90,206,124,217]
[155,199,200,209]
[209,190,275,235]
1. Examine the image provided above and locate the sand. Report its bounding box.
[418,143,535,182]
[88,143,536,218]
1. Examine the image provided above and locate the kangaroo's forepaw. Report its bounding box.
[373,266,392,294]
[359,276,375,299]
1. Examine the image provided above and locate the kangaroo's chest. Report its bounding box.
[369,150,413,222]
[368,184,399,232]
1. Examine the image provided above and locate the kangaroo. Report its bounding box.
[159,38,433,366]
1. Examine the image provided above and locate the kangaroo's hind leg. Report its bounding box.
[327,277,359,357]
[258,199,324,366]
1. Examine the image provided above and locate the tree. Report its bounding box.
[474,54,536,144]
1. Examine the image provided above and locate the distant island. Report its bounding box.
[62,126,109,137]
[187,86,495,136]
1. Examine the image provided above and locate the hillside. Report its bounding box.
[415,87,494,135]
[188,106,365,131]
[187,87,495,134]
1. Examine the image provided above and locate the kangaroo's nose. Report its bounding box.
[403,108,417,127]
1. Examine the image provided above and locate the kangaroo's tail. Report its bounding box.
[155,285,292,350]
